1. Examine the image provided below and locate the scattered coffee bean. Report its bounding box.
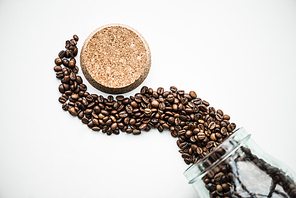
[68,107,77,116]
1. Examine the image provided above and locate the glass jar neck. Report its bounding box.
[184,127,250,184]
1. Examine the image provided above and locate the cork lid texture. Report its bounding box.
[80,24,151,94]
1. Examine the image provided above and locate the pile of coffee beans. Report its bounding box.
[53,35,237,165]
[202,146,296,197]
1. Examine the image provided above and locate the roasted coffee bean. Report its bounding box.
[197,132,206,140]
[144,108,152,116]
[185,130,193,138]
[208,122,215,130]
[70,72,76,81]
[54,65,62,72]
[54,58,62,66]
[68,107,77,116]
[202,100,210,106]
[126,104,133,114]
[223,114,230,120]
[68,59,75,68]
[65,40,70,49]
[92,126,101,131]
[111,122,117,130]
[133,129,141,135]
[166,94,174,103]
[192,98,202,105]
[81,117,88,124]
[56,71,64,79]
[140,86,148,94]
[168,117,175,125]
[73,34,79,41]
[62,75,70,84]
[71,93,79,100]
[119,111,128,118]
[151,100,159,108]
[59,84,68,94]
[62,59,69,67]
[79,84,87,91]
[86,95,93,103]
[139,123,147,130]
[58,96,67,103]
[58,50,66,58]
[159,103,166,111]
[188,90,196,98]
[72,65,79,73]
[74,76,82,85]
[61,102,69,111]
[157,87,164,95]
[170,86,177,92]
[196,147,203,155]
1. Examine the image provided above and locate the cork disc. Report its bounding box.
[80,24,151,94]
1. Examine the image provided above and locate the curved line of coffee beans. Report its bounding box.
[53,35,237,165]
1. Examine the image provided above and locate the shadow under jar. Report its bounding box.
[184,128,296,198]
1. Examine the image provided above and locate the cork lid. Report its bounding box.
[80,24,151,94]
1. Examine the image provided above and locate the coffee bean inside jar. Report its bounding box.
[184,128,296,198]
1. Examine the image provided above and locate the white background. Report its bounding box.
[1,0,296,197]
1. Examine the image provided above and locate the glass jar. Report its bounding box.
[184,127,296,198]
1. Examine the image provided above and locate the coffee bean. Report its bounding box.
[58,84,65,93]
[208,122,216,130]
[140,86,148,94]
[197,132,206,140]
[56,71,64,79]
[58,50,65,59]
[54,65,62,72]
[73,34,79,41]
[111,122,117,130]
[69,38,77,46]
[68,107,77,116]
[119,112,128,118]
[157,87,164,95]
[166,94,174,103]
[215,113,223,121]
[185,130,193,138]
[92,126,101,131]
[210,133,217,141]
[79,84,87,91]
[139,123,147,130]
[62,103,69,111]
[170,86,177,92]
[58,96,67,103]
[189,91,197,98]
[68,59,75,68]
[54,58,62,66]
[151,100,159,108]
[196,147,203,155]
[126,104,133,114]
[83,108,91,114]
[133,129,141,135]
[70,72,76,81]
[71,94,79,100]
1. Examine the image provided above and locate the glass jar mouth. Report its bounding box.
[184,127,251,184]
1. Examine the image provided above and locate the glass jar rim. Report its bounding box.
[184,127,251,184]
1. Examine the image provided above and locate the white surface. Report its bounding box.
[0,0,296,197]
